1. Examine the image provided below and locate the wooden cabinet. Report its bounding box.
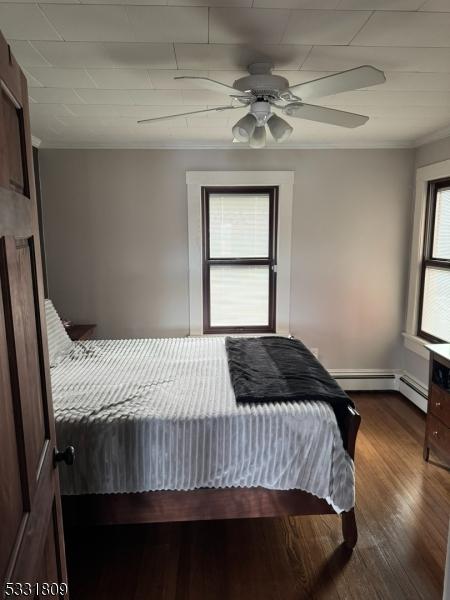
[424,345,450,466]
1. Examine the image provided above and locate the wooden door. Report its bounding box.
[0,31,69,599]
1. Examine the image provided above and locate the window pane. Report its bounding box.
[209,193,270,258]
[210,265,269,327]
[432,186,450,259]
[422,267,450,342]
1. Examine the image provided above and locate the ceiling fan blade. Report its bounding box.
[286,66,386,100]
[282,103,369,128]
[174,76,252,99]
[137,105,239,124]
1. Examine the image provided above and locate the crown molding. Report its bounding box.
[38,141,413,150]
[413,124,450,148]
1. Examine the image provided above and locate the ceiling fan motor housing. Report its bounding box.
[233,73,290,97]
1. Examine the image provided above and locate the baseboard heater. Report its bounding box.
[399,375,428,399]
[333,374,395,381]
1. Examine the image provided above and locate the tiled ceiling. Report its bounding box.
[1,0,450,148]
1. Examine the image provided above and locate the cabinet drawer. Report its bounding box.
[427,414,450,459]
[429,384,450,429]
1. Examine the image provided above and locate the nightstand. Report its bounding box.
[424,344,450,467]
[65,324,96,341]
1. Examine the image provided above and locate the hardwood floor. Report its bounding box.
[64,393,450,600]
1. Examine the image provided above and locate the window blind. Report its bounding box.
[210,265,270,327]
[432,187,450,260]
[422,267,450,342]
[209,194,270,258]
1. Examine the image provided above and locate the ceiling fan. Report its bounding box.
[137,63,386,148]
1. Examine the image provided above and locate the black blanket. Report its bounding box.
[225,336,354,442]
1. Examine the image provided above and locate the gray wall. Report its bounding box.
[40,148,414,370]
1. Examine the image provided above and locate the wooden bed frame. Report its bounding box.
[62,406,361,549]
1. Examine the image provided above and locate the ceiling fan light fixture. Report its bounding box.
[267,113,293,143]
[249,125,266,149]
[232,113,257,143]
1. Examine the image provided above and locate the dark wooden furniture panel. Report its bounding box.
[63,406,361,550]
[0,29,68,594]
[424,346,450,466]
[429,383,450,429]
[426,415,450,459]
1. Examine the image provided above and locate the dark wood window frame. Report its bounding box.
[417,177,450,343]
[202,186,278,335]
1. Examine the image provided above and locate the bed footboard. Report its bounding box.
[62,405,361,549]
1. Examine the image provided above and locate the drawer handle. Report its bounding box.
[435,402,441,408]
[432,431,438,437]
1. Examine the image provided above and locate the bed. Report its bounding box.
[46,301,360,549]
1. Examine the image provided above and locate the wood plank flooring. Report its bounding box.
[64,392,450,600]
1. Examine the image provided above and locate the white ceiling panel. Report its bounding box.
[30,102,74,116]
[352,11,450,47]
[321,90,450,107]
[181,89,234,104]
[315,105,450,119]
[419,0,450,9]
[0,4,61,40]
[126,7,208,43]
[23,68,44,87]
[0,0,79,3]
[174,43,312,70]
[303,46,450,73]
[64,104,122,116]
[378,71,450,91]
[209,8,290,44]
[120,105,207,119]
[80,0,162,4]
[75,88,134,104]
[148,69,209,89]
[40,5,134,42]
[338,0,424,8]
[254,0,339,8]
[127,90,185,105]
[168,0,251,5]
[8,41,51,67]
[31,41,177,68]
[283,10,371,45]
[88,68,153,89]
[29,87,84,103]
[28,66,95,87]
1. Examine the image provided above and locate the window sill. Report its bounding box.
[402,332,432,360]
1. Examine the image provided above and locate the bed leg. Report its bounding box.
[341,509,357,550]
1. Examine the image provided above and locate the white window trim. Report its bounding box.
[404,158,450,357]
[187,171,294,336]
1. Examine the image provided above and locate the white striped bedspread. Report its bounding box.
[51,336,355,513]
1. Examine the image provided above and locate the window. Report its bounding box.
[202,186,278,334]
[418,178,450,343]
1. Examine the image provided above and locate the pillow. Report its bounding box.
[45,299,73,367]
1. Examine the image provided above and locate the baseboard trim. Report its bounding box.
[329,369,397,392]
[328,368,428,412]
